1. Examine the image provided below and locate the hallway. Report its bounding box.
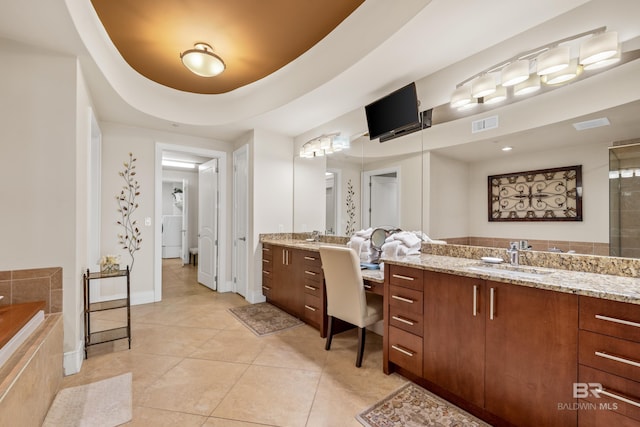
[61,259,406,426]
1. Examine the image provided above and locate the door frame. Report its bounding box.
[154,143,228,302]
[326,168,341,235]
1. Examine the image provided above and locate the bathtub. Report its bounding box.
[0,301,45,369]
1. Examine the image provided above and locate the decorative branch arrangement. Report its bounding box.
[116,152,142,271]
[345,179,356,235]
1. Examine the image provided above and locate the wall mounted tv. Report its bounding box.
[364,82,430,143]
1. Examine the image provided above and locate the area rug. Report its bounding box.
[357,382,491,427]
[228,302,304,336]
[43,372,132,427]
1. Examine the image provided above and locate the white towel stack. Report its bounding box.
[347,229,375,262]
[381,231,422,257]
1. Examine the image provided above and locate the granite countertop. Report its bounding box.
[260,238,640,305]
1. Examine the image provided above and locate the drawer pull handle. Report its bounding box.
[304,285,317,291]
[473,285,478,317]
[595,314,640,329]
[262,270,270,275]
[263,259,270,263]
[392,295,414,304]
[304,305,317,312]
[391,345,414,357]
[262,248,270,252]
[304,256,316,261]
[599,389,640,408]
[304,271,317,276]
[392,274,415,281]
[364,284,372,290]
[595,351,640,369]
[489,287,495,320]
[392,315,415,326]
[262,286,271,291]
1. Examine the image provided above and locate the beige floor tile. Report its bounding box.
[203,418,277,427]
[140,358,248,416]
[212,364,321,426]
[189,329,267,363]
[125,406,208,426]
[129,322,220,357]
[252,335,328,371]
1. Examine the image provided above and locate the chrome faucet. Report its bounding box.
[507,242,519,266]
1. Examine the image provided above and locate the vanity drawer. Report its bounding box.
[579,330,640,383]
[364,280,384,296]
[578,364,640,423]
[301,265,323,285]
[389,265,424,291]
[580,296,640,343]
[303,294,322,326]
[303,280,322,298]
[262,277,273,299]
[388,326,423,377]
[300,251,321,266]
[389,305,423,337]
[262,244,273,260]
[389,285,423,315]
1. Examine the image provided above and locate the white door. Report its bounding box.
[198,159,218,290]
[181,179,189,265]
[233,146,248,297]
[370,174,399,227]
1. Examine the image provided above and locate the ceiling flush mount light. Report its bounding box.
[501,60,530,86]
[536,45,570,75]
[450,85,472,108]
[300,133,350,158]
[483,85,507,105]
[180,42,225,77]
[580,31,619,66]
[542,58,583,85]
[471,74,496,98]
[513,73,541,96]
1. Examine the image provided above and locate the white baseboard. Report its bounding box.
[131,290,155,306]
[245,289,266,304]
[63,339,84,376]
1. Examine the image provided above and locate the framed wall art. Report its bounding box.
[488,165,582,222]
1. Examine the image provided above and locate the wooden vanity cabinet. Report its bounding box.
[578,296,640,426]
[484,280,578,427]
[263,244,303,318]
[423,271,486,408]
[299,250,326,335]
[385,266,579,427]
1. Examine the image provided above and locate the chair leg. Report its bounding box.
[356,327,366,367]
[325,316,334,351]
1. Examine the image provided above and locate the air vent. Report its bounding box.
[572,117,610,131]
[471,116,499,133]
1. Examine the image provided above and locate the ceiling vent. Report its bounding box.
[471,115,499,133]
[572,117,610,131]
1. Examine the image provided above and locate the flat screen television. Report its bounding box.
[364,82,421,141]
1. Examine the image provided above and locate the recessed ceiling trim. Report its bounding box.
[572,117,610,130]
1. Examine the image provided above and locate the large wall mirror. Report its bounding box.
[292,2,640,257]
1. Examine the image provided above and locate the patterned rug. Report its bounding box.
[357,382,491,427]
[43,372,132,427]
[228,302,304,336]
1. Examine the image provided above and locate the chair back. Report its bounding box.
[319,246,368,328]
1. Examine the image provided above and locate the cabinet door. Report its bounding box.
[423,271,486,408]
[484,281,578,427]
[271,246,290,310]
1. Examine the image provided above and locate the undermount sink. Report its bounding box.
[466,264,554,280]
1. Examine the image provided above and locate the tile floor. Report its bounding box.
[61,258,407,426]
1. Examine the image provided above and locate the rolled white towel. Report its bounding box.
[382,240,401,258]
[347,236,365,257]
[393,231,421,249]
[355,228,373,239]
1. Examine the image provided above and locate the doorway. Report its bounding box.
[154,143,228,302]
[362,167,400,228]
[325,169,341,235]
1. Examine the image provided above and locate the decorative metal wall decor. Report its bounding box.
[489,165,582,221]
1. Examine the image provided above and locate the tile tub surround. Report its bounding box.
[0,267,63,314]
[0,313,63,427]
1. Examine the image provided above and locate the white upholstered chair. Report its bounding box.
[319,246,383,367]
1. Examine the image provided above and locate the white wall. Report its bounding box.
[467,140,609,243]
[427,153,469,239]
[327,158,362,235]
[294,155,326,232]
[99,123,233,304]
[0,39,91,371]
[248,129,293,303]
